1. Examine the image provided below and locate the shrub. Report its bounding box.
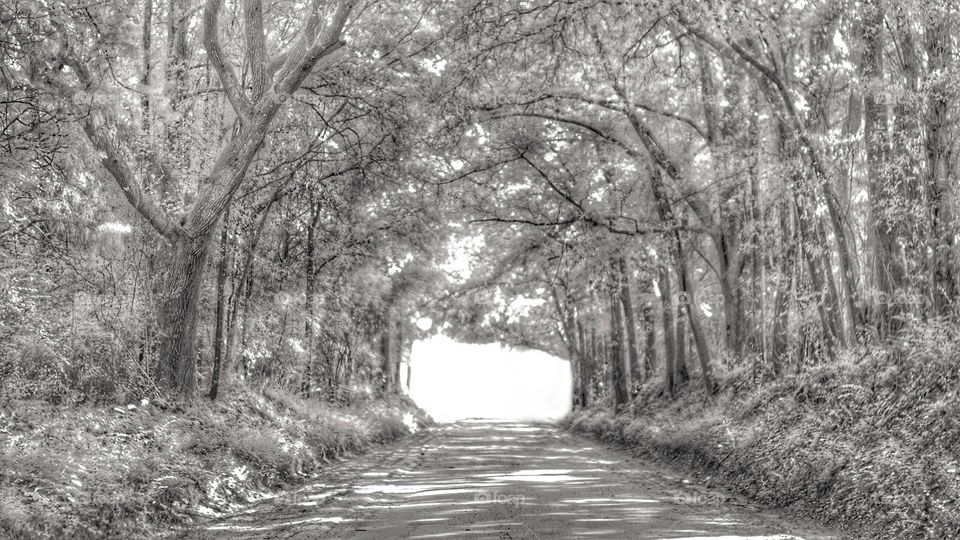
[228,429,296,482]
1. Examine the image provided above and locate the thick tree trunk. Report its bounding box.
[608,286,630,409]
[157,235,211,399]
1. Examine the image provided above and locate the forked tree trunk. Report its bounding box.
[157,235,212,399]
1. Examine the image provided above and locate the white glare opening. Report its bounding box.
[408,334,572,423]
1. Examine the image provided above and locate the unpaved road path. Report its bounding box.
[186,421,844,539]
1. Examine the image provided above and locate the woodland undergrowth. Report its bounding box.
[565,321,960,540]
[0,386,431,539]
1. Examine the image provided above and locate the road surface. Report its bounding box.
[186,421,844,539]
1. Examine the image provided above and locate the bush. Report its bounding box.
[228,428,297,482]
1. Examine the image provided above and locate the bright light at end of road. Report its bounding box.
[408,335,572,423]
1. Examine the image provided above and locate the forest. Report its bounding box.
[1,0,959,538]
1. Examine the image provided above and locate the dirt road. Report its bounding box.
[187,421,843,539]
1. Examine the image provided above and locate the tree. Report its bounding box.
[10,0,356,398]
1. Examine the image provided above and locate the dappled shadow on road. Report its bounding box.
[187,422,839,539]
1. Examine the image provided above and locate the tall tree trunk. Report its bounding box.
[675,299,689,384]
[608,280,630,409]
[642,301,657,380]
[577,318,591,408]
[890,7,923,325]
[796,198,839,361]
[225,189,281,378]
[677,238,714,393]
[770,201,795,374]
[815,220,846,343]
[861,0,891,335]
[166,0,189,111]
[209,207,231,400]
[393,316,404,391]
[618,258,642,394]
[589,324,599,401]
[777,121,839,360]
[552,287,584,407]
[658,265,676,397]
[925,18,955,314]
[379,306,394,394]
[303,199,320,396]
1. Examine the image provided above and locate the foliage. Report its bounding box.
[566,322,960,539]
[0,385,431,539]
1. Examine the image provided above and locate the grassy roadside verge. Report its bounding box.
[0,387,432,539]
[563,330,960,539]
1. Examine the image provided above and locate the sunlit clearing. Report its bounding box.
[409,334,572,422]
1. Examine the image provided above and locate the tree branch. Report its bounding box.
[40,52,182,241]
[243,0,268,101]
[272,0,356,97]
[79,118,183,240]
[204,0,253,122]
